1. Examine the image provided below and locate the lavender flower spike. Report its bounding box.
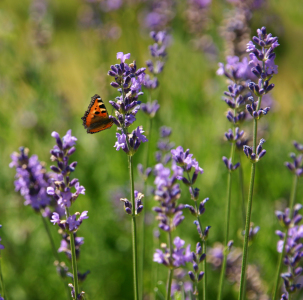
[10,147,54,212]
[48,129,88,299]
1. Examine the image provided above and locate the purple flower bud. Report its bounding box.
[293,214,302,225]
[204,226,211,239]
[188,271,196,282]
[233,162,240,170]
[198,271,204,282]
[185,204,196,215]
[295,267,303,276]
[69,161,77,171]
[193,262,199,272]
[192,171,198,184]
[51,132,63,149]
[275,230,285,239]
[198,204,205,216]
[192,252,197,262]
[108,70,117,77]
[137,205,144,214]
[50,165,61,173]
[285,162,295,171]
[135,68,146,76]
[258,149,266,159]
[222,156,230,170]
[125,207,132,214]
[227,240,234,250]
[110,82,120,88]
[199,253,206,263]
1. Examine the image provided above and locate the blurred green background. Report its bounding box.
[1,0,303,299]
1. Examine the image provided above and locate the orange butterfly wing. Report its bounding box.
[81,94,114,134]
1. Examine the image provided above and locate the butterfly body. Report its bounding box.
[81,94,113,134]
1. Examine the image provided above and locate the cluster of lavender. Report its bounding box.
[236,26,279,300]
[188,242,205,294]
[155,126,174,165]
[78,0,123,40]
[170,146,209,298]
[275,204,303,298]
[217,57,253,164]
[184,0,217,59]
[9,147,56,213]
[243,138,266,162]
[143,0,175,31]
[120,191,144,216]
[108,52,148,155]
[9,146,72,289]
[219,0,266,58]
[185,0,211,37]
[273,141,303,299]
[208,243,269,300]
[154,237,191,267]
[285,141,303,177]
[29,0,53,48]
[153,163,184,233]
[170,269,193,299]
[142,30,170,93]
[46,130,87,300]
[170,146,207,236]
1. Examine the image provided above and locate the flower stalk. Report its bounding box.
[238,26,279,300]
[129,155,139,300]
[272,140,303,300]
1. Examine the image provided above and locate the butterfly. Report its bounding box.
[81,94,114,134]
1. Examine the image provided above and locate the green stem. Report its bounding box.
[140,117,153,300]
[166,230,173,300]
[238,99,260,300]
[129,155,139,300]
[218,117,237,300]
[238,161,256,300]
[41,212,71,299]
[192,200,207,300]
[166,269,174,300]
[65,208,79,300]
[272,175,298,300]
[0,252,5,299]
[217,169,232,300]
[238,154,246,229]
[202,240,207,300]
[152,232,160,300]
[145,118,153,170]
[186,170,206,300]
[69,232,79,299]
[40,212,61,262]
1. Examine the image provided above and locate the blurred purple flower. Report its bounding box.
[10,147,53,212]
[141,100,160,118]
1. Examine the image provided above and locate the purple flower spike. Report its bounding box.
[10,147,54,212]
